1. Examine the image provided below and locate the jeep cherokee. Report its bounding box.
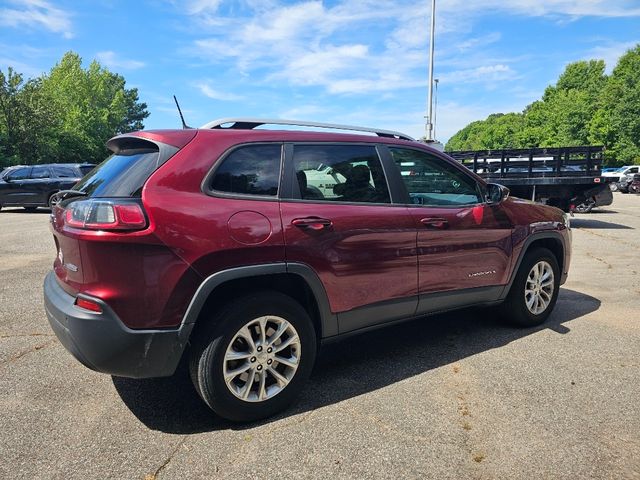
[43,119,571,422]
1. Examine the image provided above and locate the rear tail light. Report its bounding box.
[75,297,103,313]
[64,199,147,231]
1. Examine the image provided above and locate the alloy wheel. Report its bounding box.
[223,316,301,402]
[524,260,555,315]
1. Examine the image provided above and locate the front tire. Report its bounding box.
[48,192,59,209]
[501,248,560,327]
[190,291,317,422]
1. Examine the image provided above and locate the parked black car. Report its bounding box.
[0,164,95,211]
[615,176,634,194]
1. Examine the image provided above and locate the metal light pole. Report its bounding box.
[433,78,439,139]
[425,0,436,141]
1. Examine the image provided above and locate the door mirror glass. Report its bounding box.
[486,183,509,204]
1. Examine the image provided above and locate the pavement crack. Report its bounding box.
[579,228,636,247]
[585,252,613,269]
[144,436,187,480]
[0,339,56,366]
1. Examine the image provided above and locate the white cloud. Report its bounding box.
[176,0,640,140]
[187,1,431,95]
[0,57,44,78]
[0,0,73,38]
[455,33,502,52]
[438,0,640,18]
[194,82,244,101]
[441,64,519,85]
[95,51,145,70]
[183,0,640,97]
[585,40,640,73]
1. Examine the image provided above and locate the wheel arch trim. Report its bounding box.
[181,262,338,338]
[500,231,567,300]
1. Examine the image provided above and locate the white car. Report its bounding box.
[603,165,640,191]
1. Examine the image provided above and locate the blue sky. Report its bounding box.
[1,0,640,142]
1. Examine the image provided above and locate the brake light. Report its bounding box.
[64,199,147,231]
[75,297,102,313]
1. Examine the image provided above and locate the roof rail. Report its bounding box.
[199,117,415,141]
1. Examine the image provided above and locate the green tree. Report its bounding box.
[446,59,615,155]
[589,46,640,164]
[39,52,149,164]
[0,51,149,168]
[523,60,606,147]
[446,113,526,151]
[0,68,57,167]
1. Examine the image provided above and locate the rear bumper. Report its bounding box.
[43,271,193,378]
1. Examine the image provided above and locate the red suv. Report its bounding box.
[44,119,571,421]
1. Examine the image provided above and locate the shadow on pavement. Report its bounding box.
[112,287,600,434]
[570,218,633,230]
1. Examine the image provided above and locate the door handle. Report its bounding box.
[291,217,333,231]
[420,217,448,229]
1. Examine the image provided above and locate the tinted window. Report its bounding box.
[210,145,281,196]
[74,149,159,197]
[6,167,30,181]
[390,148,482,206]
[293,145,390,203]
[52,166,80,178]
[79,165,95,176]
[30,166,51,179]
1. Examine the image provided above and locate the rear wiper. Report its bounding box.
[55,190,88,202]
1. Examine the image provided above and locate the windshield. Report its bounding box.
[73,148,159,197]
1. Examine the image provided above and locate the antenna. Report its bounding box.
[173,95,192,129]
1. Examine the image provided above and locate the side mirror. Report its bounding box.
[486,183,510,204]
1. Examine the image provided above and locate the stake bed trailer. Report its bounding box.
[447,146,613,213]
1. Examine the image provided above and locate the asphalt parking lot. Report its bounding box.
[1,194,639,480]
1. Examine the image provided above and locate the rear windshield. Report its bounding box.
[73,148,159,197]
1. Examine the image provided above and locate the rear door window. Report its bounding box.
[292,145,390,204]
[209,144,282,196]
[30,166,51,179]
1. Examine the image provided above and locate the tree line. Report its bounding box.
[445,44,640,166]
[0,51,148,169]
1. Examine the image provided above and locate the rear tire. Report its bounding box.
[610,183,619,192]
[574,202,593,213]
[189,291,317,422]
[500,248,560,327]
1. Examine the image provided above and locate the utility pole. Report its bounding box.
[425,0,436,141]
